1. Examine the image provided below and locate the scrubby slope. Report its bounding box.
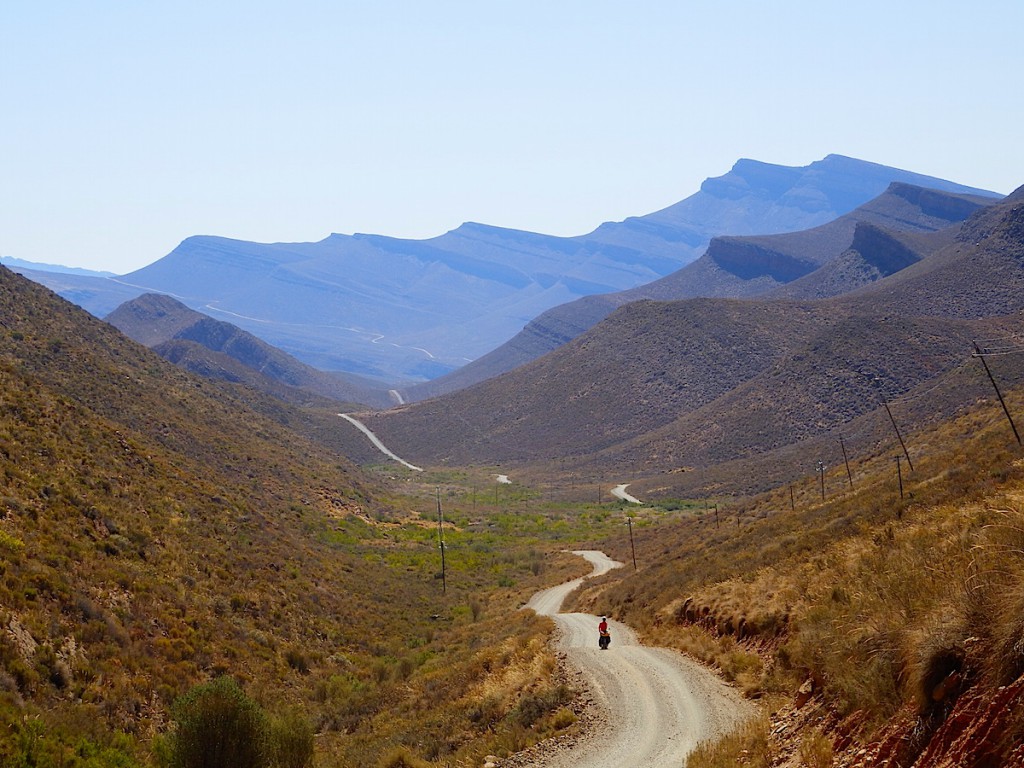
[405,183,996,401]
[0,266,577,766]
[364,187,1024,497]
[567,368,1024,767]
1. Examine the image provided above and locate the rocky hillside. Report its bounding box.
[106,293,394,408]
[565,365,1024,767]
[0,267,576,766]
[403,183,997,401]
[362,186,1024,496]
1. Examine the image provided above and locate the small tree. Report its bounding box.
[169,677,268,768]
[268,709,315,768]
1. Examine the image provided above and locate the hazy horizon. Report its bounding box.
[3,1,1021,273]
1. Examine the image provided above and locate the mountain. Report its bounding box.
[403,183,998,401]
[651,182,994,300]
[0,263,402,754]
[16,155,998,383]
[9,266,144,316]
[0,256,114,278]
[106,293,395,408]
[0,265,583,765]
[359,186,1024,496]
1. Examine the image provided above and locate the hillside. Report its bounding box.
[564,365,1024,767]
[361,187,1024,496]
[0,266,586,766]
[17,155,996,382]
[404,183,996,401]
[106,293,394,408]
[10,267,144,317]
[669,182,993,300]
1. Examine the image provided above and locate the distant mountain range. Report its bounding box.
[0,256,114,278]
[358,183,1024,496]
[12,154,999,383]
[402,182,996,401]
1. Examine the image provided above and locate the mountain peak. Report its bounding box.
[1005,183,1024,203]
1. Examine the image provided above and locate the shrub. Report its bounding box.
[268,709,315,768]
[991,577,1024,685]
[905,607,968,714]
[376,746,432,768]
[0,529,24,555]
[687,713,774,768]
[550,706,577,730]
[514,684,572,729]
[284,647,310,674]
[798,728,834,768]
[168,677,268,768]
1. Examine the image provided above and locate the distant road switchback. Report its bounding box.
[610,483,641,504]
[516,551,752,768]
[336,413,422,471]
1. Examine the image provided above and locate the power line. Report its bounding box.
[884,359,979,405]
[974,342,1022,445]
[969,346,1024,357]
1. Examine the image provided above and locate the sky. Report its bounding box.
[2,1,1022,274]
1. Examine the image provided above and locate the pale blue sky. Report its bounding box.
[2,1,1021,273]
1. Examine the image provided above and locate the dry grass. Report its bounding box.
[0,268,603,767]
[686,712,775,768]
[798,728,834,767]
[565,378,1024,762]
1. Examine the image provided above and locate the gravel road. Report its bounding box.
[336,413,423,471]
[515,551,753,768]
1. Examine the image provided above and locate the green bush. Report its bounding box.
[167,677,315,768]
[268,709,315,768]
[168,677,268,768]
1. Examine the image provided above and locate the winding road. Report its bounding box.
[336,413,423,471]
[521,551,752,767]
[610,483,641,504]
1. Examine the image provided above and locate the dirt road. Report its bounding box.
[519,551,753,767]
[336,413,423,471]
[610,483,642,504]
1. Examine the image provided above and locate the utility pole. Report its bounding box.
[436,487,446,594]
[895,456,904,500]
[974,342,1022,445]
[840,434,854,489]
[816,461,826,501]
[627,517,637,571]
[884,400,914,472]
[789,484,795,511]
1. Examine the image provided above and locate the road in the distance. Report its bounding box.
[610,483,642,504]
[336,413,423,471]
[522,551,753,768]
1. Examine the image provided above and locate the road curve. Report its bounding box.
[522,551,753,768]
[610,483,642,504]
[336,413,423,471]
